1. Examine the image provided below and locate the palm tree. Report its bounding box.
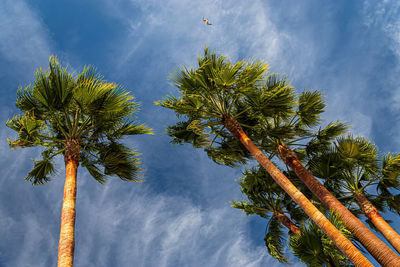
[308,135,400,254]
[289,213,354,267]
[232,167,353,267]
[232,167,303,263]
[6,57,153,267]
[247,85,400,264]
[156,48,372,266]
[233,166,356,266]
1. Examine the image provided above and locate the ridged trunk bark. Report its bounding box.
[223,116,372,267]
[273,210,301,236]
[277,144,400,266]
[58,139,80,267]
[355,192,400,254]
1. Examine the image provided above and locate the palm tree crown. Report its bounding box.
[157,47,295,166]
[7,56,152,184]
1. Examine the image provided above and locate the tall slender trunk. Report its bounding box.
[355,192,400,254]
[277,144,400,266]
[57,160,78,267]
[223,116,372,267]
[273,210,301,236]
[58,139,80,267]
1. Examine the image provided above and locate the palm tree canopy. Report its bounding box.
[232,166,356,265]
[308,135,400,215]
[157,48,348,169]
[232,166,309,263]
[156,47,298,166]
[289,213,354,267]
[6,56,153,185]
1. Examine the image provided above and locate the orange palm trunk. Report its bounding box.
[274,210,301,236]
[355,193,400,254]
[57,140,79,267]
[224,117,372,267]
[277,144,400,266]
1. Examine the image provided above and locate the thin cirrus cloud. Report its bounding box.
[71,177,282,267]
[0,1,286,266]
[1,0,400,266]
[99,0,290,73]
[0,0,51,69]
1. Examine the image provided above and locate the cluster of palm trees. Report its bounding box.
[6,50,400,266]
[156,48,400,266]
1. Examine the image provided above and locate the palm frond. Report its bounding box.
[97,142,142,182]
[33,56,74,111]
[297,90,325,127]
[80,153,106,184]
[289,212,352,266]
[336,135,379,170]
[25,149,56,185]
[380,153,400,189]
[231,201,270,218]
[166,120,210,148]
[6,113,44,148]
[205,136,251,167]
[264,216,289,263]
[108,121,154,139]
[305,121,348,157]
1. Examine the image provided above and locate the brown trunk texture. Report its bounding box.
[274,211,301,236]
[223,117,372,267]
[355,193,400,254]
[58,140,80,267]
[277,144,400,266]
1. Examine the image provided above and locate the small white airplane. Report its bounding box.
[203,17,212,25]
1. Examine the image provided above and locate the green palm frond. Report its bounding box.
[6,113,46,148]
[231,201,270,218]
[297,90,326,127]
[305,122,348,157]
[246,74,296,119]
[380,153,400,188]
[80,153,106,184]
[166,120,210,148]
[97,142,142,182]
[108,121,153,140]
[25,149,56,185]
[205,136,251,167]
[289,212,352,267]
[308,151,343,180]
[336,135,379,170]
[264,216,289,263]
[15,85,41,113]
[7,56,152,185]
[33,56,75,111]
[386,194,400,215]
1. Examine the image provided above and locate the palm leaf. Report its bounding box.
[297,90,325,127]
[25,149,56,185]
[264,216,289,263]
[97,142,142,182]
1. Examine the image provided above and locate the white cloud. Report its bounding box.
[97,0,295,74]
[363,0,400,56]
[0,0,52,69]
[68,177,278,266]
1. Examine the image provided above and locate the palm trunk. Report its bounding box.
[355,192,400,254]
[277,144,400,266]
[223,116,372,267]
[273,210,301,236]
[58,139,80,267]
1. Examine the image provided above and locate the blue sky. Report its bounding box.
[1,0,400,266]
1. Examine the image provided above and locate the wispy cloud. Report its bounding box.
[72,179,280,267]
[0,0,51,69]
